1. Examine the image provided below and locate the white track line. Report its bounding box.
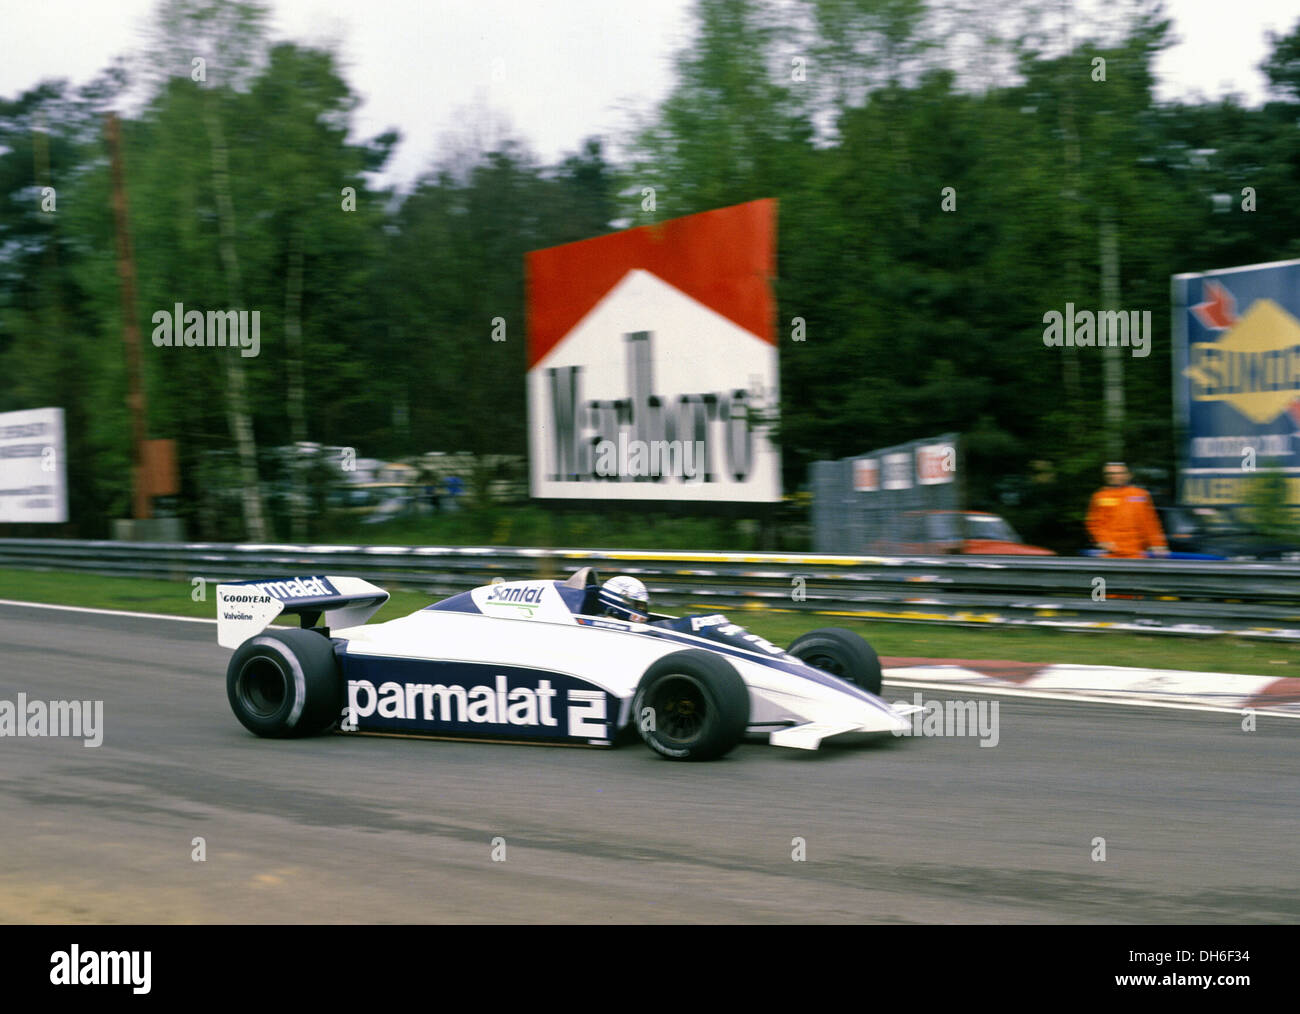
[0,599,216,624]
[882,678,1300,719]
[2,597,1293,719]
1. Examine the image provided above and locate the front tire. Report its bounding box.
[632,650,749,761]
[787,627,883,695]
[226,629,341,738]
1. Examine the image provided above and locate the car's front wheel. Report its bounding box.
[632,650,749,761]
[787,627,883,695]
[226,628,341,738]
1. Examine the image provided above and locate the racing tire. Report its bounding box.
[226,628,341,738]
[787,627,883,696]
[632,650,750,761]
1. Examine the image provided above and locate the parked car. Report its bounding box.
[869,510,1056,556]
[327,483,420,524]
[1156,505,1300,561]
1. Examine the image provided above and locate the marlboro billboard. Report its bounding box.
[526,200,781,502]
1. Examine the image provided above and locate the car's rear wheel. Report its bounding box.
[632,650,749,761]
[226,628,341,738]
[787,627,883,695]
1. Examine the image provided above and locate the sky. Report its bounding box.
[1,0,1297,191]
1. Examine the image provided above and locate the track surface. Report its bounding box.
[1,603,1296,923]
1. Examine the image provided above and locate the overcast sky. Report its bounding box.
[3,0,1297,190]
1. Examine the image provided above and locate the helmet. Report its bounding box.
[598,576,650,623]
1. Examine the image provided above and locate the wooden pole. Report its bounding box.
[1100,207,1124,460]
[105,112,150,521]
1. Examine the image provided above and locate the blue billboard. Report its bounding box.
[1172,258,1300,505]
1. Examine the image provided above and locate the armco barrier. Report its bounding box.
[1,539,1299,639]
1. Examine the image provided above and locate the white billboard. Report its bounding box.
[0,406,67,523]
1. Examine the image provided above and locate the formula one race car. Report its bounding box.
[216,568,919,761]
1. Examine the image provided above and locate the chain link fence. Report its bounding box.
[812,434,962,554]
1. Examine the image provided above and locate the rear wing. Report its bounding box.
[216,575,389,649]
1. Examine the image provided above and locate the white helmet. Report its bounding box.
[598,575,650,623]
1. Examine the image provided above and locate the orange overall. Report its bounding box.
[1086,486,1167,558]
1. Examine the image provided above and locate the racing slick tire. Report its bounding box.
[632,650,750,761]
[226,628,342,738]
[787,627,883,696]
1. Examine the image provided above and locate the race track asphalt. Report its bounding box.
[0,602,1296,923]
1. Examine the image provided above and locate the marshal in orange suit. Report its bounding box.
[1086,462,1169,558]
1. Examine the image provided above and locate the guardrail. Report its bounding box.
[2,539,1299,639]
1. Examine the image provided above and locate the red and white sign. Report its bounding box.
[853,458,879,492]
[916,442,957,485]
[526,200,781,502]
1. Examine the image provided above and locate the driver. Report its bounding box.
[597,575,650,623]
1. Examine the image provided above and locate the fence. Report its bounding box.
[811,433,962,554]
[2,538,1299,639]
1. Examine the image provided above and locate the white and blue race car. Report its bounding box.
[216,567,919,761]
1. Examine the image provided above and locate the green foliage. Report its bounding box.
[1240,467,1300,538]
[317,505,795,552]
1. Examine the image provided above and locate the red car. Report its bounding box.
[870,510,1056,556]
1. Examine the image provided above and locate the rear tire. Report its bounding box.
[226,629,341,738]
[787,627,883,695]
[632,650,749,761]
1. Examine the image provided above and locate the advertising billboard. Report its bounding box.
[526,199,781,502]
[0,406,67,523]
[1173,258,1300,505]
